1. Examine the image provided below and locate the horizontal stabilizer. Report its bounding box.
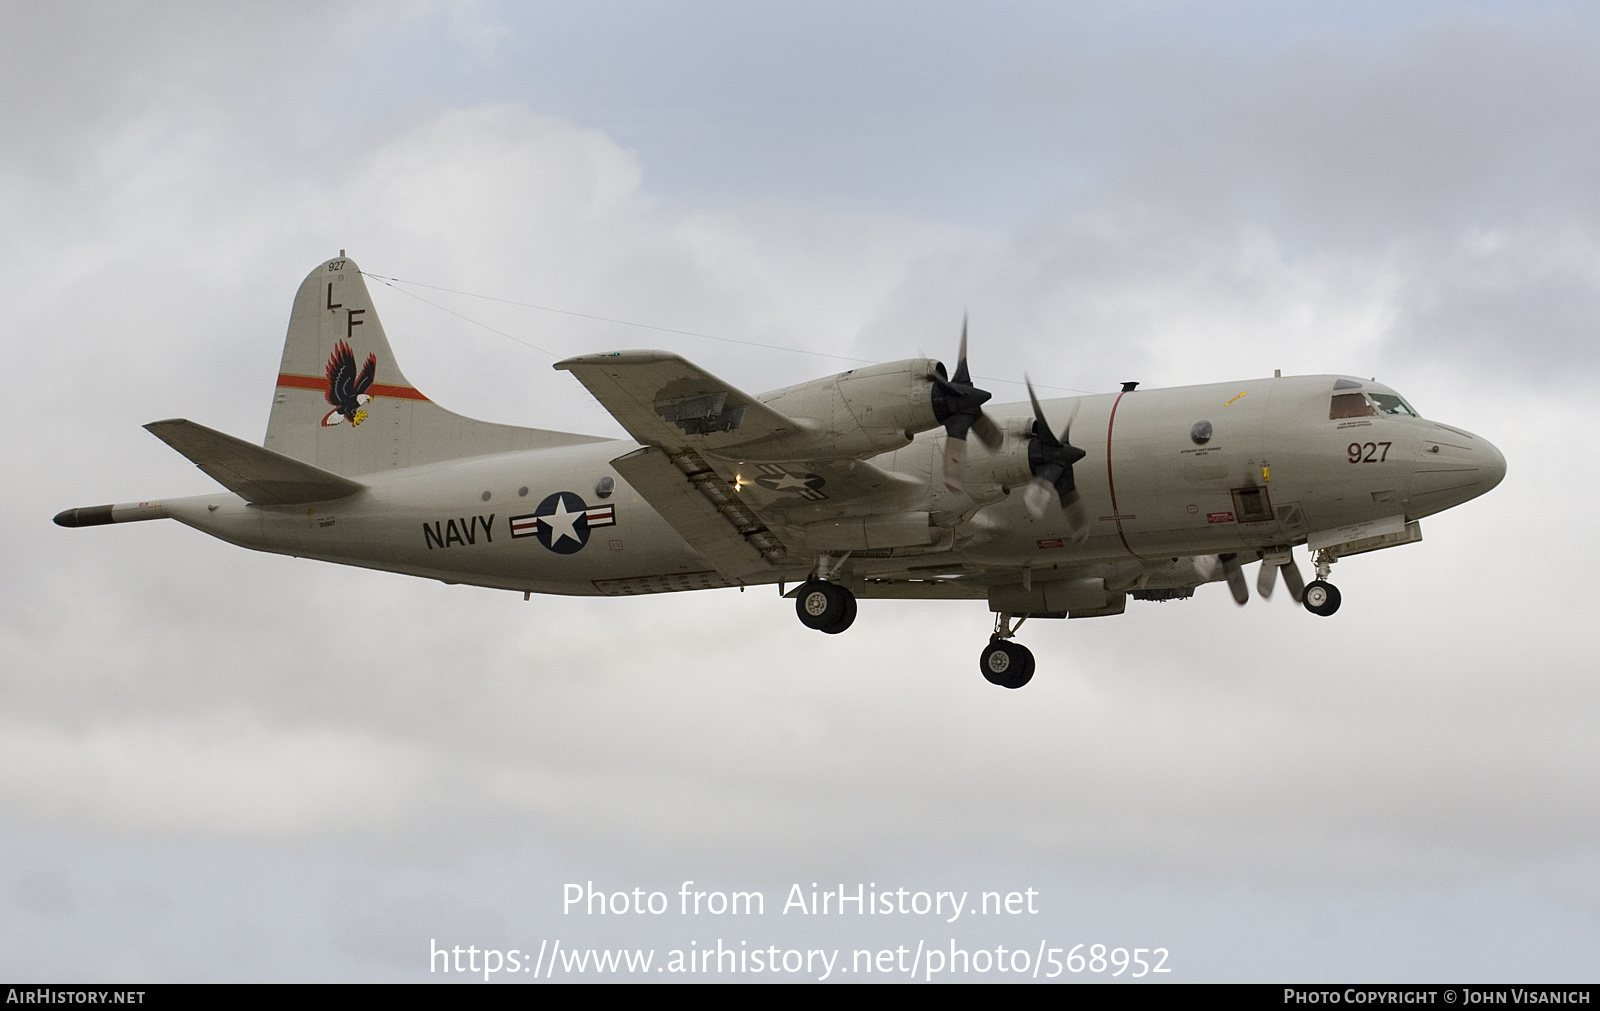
[145,419,365,505]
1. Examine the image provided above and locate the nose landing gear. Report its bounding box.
[1303,580,1341,616]
[980,613,1035,689]
[1303,547,1342,617]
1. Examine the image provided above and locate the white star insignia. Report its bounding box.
[541,497,583,545]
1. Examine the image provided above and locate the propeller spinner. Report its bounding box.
[931,316,1002,493]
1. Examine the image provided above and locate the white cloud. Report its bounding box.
[0,720,430,840]
[4,1,1599,980]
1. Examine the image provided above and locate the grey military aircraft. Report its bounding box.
[55,255,1506,688]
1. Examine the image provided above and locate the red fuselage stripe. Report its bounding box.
[275,373,430,402]
[1105,389,1136,557]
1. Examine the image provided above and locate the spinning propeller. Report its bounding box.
[1255,550,1307,604]
[930,321,1088,545]
[931,316,1002,494]
[1022,378,1090,542]
[1198,549,1308,605]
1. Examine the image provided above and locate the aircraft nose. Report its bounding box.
[1410,424,1505,513]
[1478,435,1507,493]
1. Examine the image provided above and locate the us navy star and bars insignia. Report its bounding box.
[752,464,827,500]
[509,492,616,554]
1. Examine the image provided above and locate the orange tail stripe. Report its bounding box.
[275,373,430,402]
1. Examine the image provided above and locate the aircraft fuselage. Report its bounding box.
[152,373,1503,599]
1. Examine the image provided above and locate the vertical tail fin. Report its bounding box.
[264,255,604,474]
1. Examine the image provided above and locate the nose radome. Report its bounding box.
[1411,424,1505,513]
[1479,435,1507,493]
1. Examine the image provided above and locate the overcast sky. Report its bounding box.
[3,0,1599,982]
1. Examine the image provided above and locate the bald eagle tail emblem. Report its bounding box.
[322,340,377,427]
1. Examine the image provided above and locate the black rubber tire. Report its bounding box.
[1303,579,1342,617]
[820,589,857,634]
[979,639,1035,689]
[796,580,854,632]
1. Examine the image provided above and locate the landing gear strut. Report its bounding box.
[795,579,857,634]
[979,613,1035,689]
[1304,547,1342,617]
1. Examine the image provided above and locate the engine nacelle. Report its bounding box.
[958,417,1036,499]
[755,358,944,461]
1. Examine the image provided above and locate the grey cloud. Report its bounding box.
[1017,16,1600,234]
[337,895,506,968]
[1,2,1592,981]
[11,863,77,917]
[0,3,373,171]
[991,16,1600,382]
[1390,232,1600,375]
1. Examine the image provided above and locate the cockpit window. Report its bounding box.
[1369,393,1420,417]
[1329,393,1376,419]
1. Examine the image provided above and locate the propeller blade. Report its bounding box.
[971,411,1003,450]
[931,315,993,496]
[1022,478,1055,520]
[1061,488,1089,543]
[952,314,970,385]
[1280,555,1306,605]
[942,435,968,494]
[1257,558,1278,599]
[1061,399,1081,446]
[1025,377,1060,448]
[1220,553,1249,606]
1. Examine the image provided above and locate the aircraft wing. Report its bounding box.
[566,351,936,577]
[730,455,925,515]
[610,445,927,581]
[555,350,802,456]
[145,419,365,505]
[610,446,778,579]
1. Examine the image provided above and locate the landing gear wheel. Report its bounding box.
[795,580,857,633]
[979,638,1035,689]
[1303,579,1342,617]
[821,590,857,634]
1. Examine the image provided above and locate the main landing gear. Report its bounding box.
[1303,547,1342,618]
[791,584,1038,688]
[980,613,1035,689]
[794,579,857,634]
